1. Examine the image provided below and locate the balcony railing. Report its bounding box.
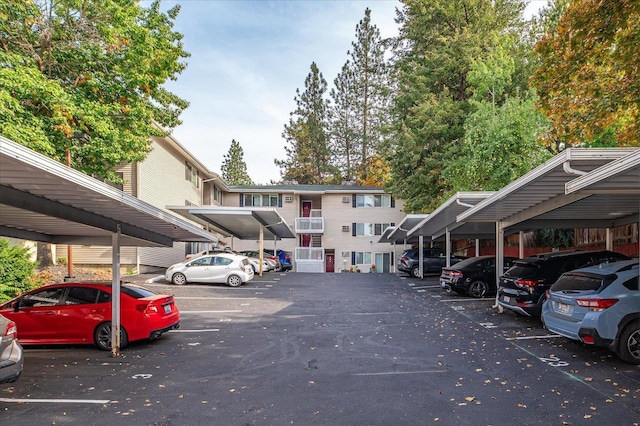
[295,217,324,233]
[295,247,325,273]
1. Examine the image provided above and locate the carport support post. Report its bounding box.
[111,225,122,357]
[494,221,504,312]
[445,227,451,268]
[418,235,424,279]
[259,225,264,276]
[606,228,613,251]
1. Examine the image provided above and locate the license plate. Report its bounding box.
[440,281,446,288]
[164,304,172,314]
[503,296,510,304]
[557,302,570,314]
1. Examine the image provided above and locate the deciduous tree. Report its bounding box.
[0,0,190,183]
[532,0,639,147]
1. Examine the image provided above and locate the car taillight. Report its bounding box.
[136,302,159,314]
[4,321,17,339]
[575,298,619,311]
[451,271,463,277]
[515,279,543,289]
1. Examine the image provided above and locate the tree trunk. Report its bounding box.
[37,242,54,267]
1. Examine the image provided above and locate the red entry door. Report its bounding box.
[325,253,335,273]
[302,201,312,247]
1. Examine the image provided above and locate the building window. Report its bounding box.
[355,223,374,236]
[356,194,391,208]
[354,252,372,265]
[374,194,391,207]
[185,162,200,188]
[356,194,374,207]
[243,193,279,207]
[213,186,222,203]
[374,223,392,235]
[354,223,392,236]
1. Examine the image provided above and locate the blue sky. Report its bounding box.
[156,1,545,184]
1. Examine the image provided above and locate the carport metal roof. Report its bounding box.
[0,136,217,247]
[407,192,496,240]
[378,214,429,244]
[458,148,639,230]
[167,206,296,240]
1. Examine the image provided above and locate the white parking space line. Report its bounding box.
[506,334,564,341]
[180,310,242,314]
[354,370,446,376]
[439,298,495,303]
[172,329,220,333]
[175,297,257,300]
[412,286,440,290]
[0,398,111,404]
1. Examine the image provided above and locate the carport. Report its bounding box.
[403,192,496,278]
[454,148,639,298]
[0,136,218,356]
[166,205,295,274]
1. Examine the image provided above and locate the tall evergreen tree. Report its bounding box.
[221,139,253,185]
[348,8,390,183]
[386,0,525,212]
[329,61,359,181]
[275,62,337,184]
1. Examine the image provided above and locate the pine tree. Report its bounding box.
[329,61,359,182]
[275,62,337,184]
[221,139,254,185]
[347,8,391,183]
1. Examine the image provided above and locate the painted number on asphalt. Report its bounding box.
[479,322,497,329]
[132,374,153,379]
[539,356,568,367]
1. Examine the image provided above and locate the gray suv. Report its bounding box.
[0,313,23,384]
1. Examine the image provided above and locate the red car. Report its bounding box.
[0,282,180,351]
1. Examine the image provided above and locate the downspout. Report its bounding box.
[563,161,588,176]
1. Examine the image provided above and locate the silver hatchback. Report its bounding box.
[0,312,23,384]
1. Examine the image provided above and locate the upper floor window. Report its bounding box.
[355,194,392,208]
[353,223,394,236]
[243,193,279,207]
[213,186,222,203]
[185,162,200,188]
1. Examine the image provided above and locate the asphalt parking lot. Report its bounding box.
[1,272,639,425]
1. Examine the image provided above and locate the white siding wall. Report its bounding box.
[322,194,405,272]
[137,137,205,268]
[224,190,406,273]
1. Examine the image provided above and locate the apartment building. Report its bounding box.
[220,183,406,273]
[57,128,407,274]
[55,131,227,273]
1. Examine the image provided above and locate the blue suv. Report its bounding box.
[542,259,640,364]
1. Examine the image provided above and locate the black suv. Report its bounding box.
[497,250,630,317]
[397,248,467,278]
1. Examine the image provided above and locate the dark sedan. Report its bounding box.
[440,255,517,298]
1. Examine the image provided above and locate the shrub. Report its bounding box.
[0,239,39,302]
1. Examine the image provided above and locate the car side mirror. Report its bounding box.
[12,300,20,312]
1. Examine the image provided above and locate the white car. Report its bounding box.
[166,253,254,287]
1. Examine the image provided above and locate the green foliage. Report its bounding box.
[276,62,338,184]
[532,0,639,148]
[221,139,254,185]
[0,239,38,302]
[532,229,575,248]
[386,0,527,212]
[0,0,190,182]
